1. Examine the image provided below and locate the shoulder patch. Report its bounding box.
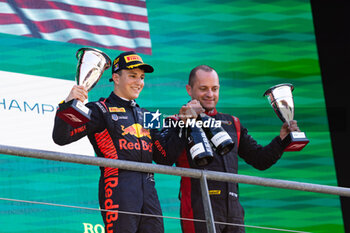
[95,101,107,113]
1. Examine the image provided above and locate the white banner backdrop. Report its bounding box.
[0,70,94,156]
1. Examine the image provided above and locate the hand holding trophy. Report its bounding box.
[264,83,309,151]
[57,47,111,127]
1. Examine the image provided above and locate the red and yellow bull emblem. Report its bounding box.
[109,107,125,113]
[121,123,151,139]
[113,57,119,65]
[124,54,142,63]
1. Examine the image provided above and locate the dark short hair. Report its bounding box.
[110,69,123,82]
[188,65,215,87]
[115,69,123,76]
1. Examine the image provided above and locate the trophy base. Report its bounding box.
[284,131,309,151]
[57,99,91,128]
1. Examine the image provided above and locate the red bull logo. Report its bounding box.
[104,176,119,232]
[121,123,151,139]
[119,138,152,152]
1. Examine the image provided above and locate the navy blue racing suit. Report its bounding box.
[53,92,185,233]
[177,109,288,233]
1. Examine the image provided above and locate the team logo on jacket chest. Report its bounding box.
[220,120,232,126]
[119,123,152,152]
[119,138,152,152]
[121,123,151,139]
[111,114,128,121]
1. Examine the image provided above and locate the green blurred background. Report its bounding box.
[0,0,343,232]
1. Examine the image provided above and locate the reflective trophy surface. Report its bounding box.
[264,83,309,151]
[57,47,111,127]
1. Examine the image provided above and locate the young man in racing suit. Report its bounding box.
[52,51,186,233]
[176,65,301,233]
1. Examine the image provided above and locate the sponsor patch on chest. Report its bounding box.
[209,190,221,195]
[109,107,126,113]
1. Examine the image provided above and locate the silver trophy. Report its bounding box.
[57,48,111,127]
[264,83,309,151]
[76,47,111,91]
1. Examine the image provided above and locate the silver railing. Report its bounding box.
[1,144,350,233]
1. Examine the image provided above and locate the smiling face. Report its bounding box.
[186,69,220,111]
[112,68,145,100]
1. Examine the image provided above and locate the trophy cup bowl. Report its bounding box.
[57,48,111,127]
[264,83,309,151]
[76,47,111,91]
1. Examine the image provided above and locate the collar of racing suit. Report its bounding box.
[205,108,218,116]
[109,92,139,108]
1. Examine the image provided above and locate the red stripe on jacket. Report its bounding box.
[177,150,196,233]
[95,129,118,177]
